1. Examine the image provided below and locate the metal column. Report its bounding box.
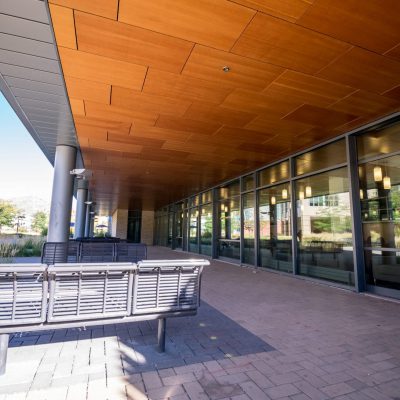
[84,193,91,238]
[74,179,88,239]
[47,145,77,242]
[157,318,166,352]
[0,334,9,375]
[289,158,299,275]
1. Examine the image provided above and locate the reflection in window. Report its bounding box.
[359,154,400,290]
[218,196,240,260]
[243,193,255,264]
[189,208,198,253]
[242,174,254,191]
[175,203,184,249]
[296,167,354,285]
[258,161,289,187]
[200,204,213,256]
[259,183,292,272]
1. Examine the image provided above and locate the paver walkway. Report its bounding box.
[2,246,400,399]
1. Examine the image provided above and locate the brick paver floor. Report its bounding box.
[2,246,400,399]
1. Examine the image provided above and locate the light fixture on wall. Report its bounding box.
[282,188,288,199]
[359,189,364,200]
[271,196,276,205]
[373,166,382,182]
[224,206,228,213]
[383,176,391,190]
[305,185,312,197]
[299,191,305,200]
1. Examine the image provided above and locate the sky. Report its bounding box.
[0,93,54,201]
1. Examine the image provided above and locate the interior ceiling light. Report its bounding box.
[282,189,288,199]
[373,166,383,182]
[383,176,391,190]
[222,66,230,72]
[299,191,305,200]
[359,189,364,200]
[305,185,312,198]
[271,196,276,205]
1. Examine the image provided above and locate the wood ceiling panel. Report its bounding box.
[328,90,399,117]
[118,0,255,51]
[156,115,221,136]
[69,98,85,116]
[230,0,313,23]
[221,88,303,117]
[283,104,357,128]
[383,85,400,101]
[84,102,158,127]
[87,139,142,154]
[245,115,312,136]
[143,69,233,104]
[184,102,256,127]
[298,0,400,54]
[107,132,165,149]
[385,43,400,62]
[111,86,191,117]
[131,126,190,144]
[232,13,351,74]
[59,48,147,90]
[73,115,131,135]
[215,126,276,145]
[74,11,194,74]
[268,70,355,107]
[65,76,111,105]
[49,4,76,50]
[49,0,118,20]
[317,47,400,94]
[182,45,284,91]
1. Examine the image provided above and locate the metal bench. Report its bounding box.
[0,259,208,374]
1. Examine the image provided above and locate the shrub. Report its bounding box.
[0,242,18,263]
[15,237,45,257]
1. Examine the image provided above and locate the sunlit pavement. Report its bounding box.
[3,246,400,400]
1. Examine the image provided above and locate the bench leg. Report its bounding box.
[0,334,9,376]
[157,318,166,353]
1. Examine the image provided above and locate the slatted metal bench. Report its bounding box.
[0,259,209,374]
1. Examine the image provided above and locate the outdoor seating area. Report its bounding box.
[0,257,209,375]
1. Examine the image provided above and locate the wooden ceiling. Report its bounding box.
[48,0,400,213]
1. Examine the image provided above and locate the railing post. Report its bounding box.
[157,318,166,352]
[0,334,9,375]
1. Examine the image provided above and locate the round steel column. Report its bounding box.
[84,192,91,238]
[74,179,88,239]
[47,145,77,242]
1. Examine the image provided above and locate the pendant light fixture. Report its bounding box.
[305,185,312,197]
[299,191,305,200]
[383,176,391,190]
[373,166,382,182]
[271,196,276,205]
[282,188,288,199]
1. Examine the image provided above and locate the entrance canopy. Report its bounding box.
[1,0,400,213]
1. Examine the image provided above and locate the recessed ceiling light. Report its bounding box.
[222,66,230,73]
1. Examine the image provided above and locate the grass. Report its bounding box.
[0,235,45,262]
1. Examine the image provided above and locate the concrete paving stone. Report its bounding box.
[147,384,185,400]
[360,386,395,400]
[169,394,191,400]
[265,384,301,399]
[269,372,302,386]
[321,382,355,398]
[293,380,328,400]
[365,353,393,362]
[369,361,397,371]
[66,383,88,400]
[239,381,270,400]
[320,372,352,385]
[142,371,162,390]
[245,371,274,389]
[376,380,400,399]
[251,360,275,376]
[289,394,312,400]
[230,395,251,400]
[215,372,248,385]
[295,370,327,389]
[163,372,197,386]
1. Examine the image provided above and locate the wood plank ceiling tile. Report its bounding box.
[382,85,400,101]
[118,0,255,51]
[49,0,118,20]
[232,12,351,74]
[214,126,276,144]
[73,115,131,134]
[131,126,190,143]
[385,43,400,62]
[183,101,257,127]
[74,11,194,74]
[84,101,158,126]
[283,104,357,128]
[268,70,355,107]
[156,115,221,136]
[143,69,234,104]
[297,0,400,54]
[88,139,143,154]
[69,98,85,116]
[328,90,399,117]
[221,87,304,116]
[111,86,191,117]
[317,47,400,94]
[59,47,147,90]
[64,76,111,104]
[182,44,284,91]
[49,4,76,49]
[230,0,314,23]
[245,115,313,136]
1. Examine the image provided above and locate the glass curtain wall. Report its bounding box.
[188,196,199,253]
[258,182,292,272]
[242,192,255,264]
[358,122,400,291]
[174,202,184,249]
[218,181,241,260]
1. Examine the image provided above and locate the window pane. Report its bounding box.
[365,250,400,291]
[189,208,198,253]
[295,139,346,176]
[201,190,212,204]
[200,204,213,256]
[357,120,400,161]
[243,174,254,191]
[243,193,255,264]
[296,167,354,285]
[218,197,240,259]
[175,208,183,249]
[219,180,240,199]
[258,160,289,187]
[259,183,292,272]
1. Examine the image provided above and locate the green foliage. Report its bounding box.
[0,200,18,232]
[15,237,45,257]
[0,242,18,263]
[31,211,49,235]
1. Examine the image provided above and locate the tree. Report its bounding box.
[0,200,18,233]
[31,211,49,236]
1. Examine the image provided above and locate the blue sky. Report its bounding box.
[0,93,53,200]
